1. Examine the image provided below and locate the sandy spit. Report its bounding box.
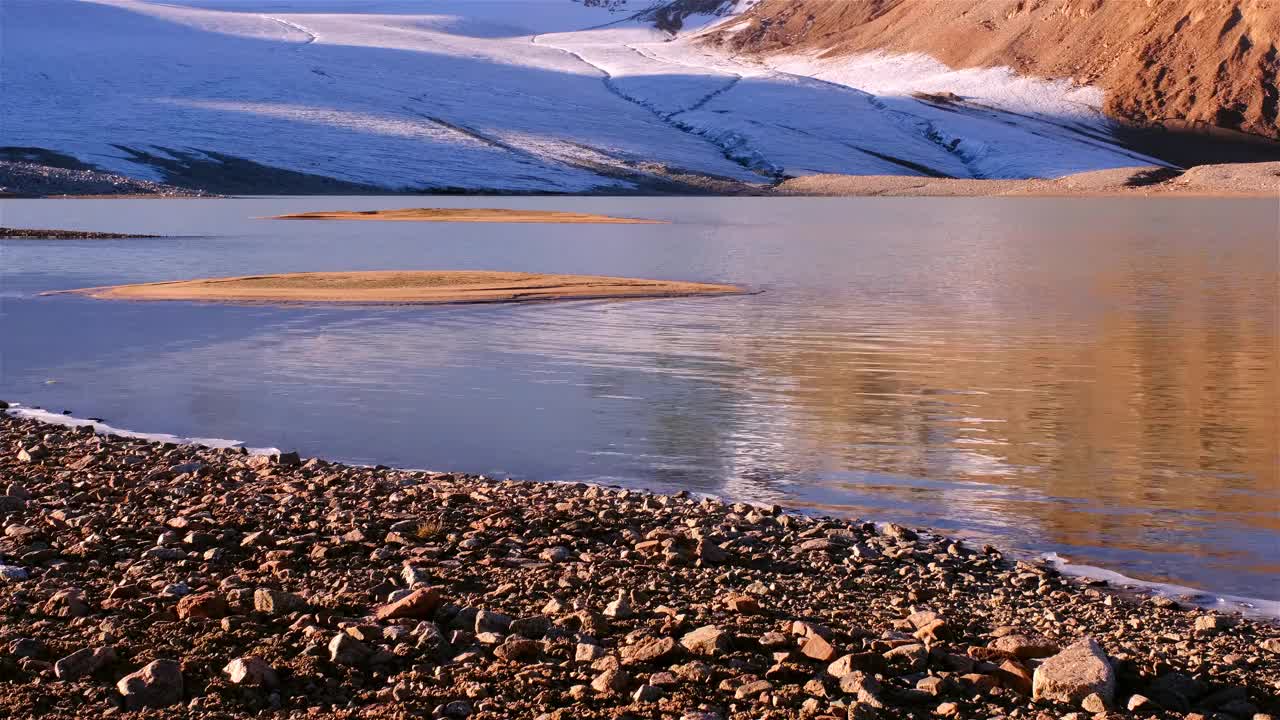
[268,208,667,224]
[47,270,743,305]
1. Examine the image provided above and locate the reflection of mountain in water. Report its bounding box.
[649,222,1278,591]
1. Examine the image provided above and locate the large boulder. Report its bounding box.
[1031,637,1115,706]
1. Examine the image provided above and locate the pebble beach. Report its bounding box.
[1,409,1277,720]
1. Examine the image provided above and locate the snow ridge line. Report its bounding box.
[861,93,982,179]
[622,42,742,118]
[942,97,1171,167]
[670,74,741,116]
[532,35,782,179]
[262,15,317,47]
[721,61,983,179]
[400,106,587,181]
[694,45,990,179]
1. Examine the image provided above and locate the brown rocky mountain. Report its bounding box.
[703,0,1280,147]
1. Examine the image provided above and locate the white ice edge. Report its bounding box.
[1042,552,1280,619]
[5,403,1275,619]
[4,404,279,456]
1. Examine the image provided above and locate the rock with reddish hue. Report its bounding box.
[883,643,927,671]
[475,609,513,634]
[801,633,837,661]
[789,620,825,637]
[117,659,183,710]
[328,633,372,666]
[914,619,948,644]
[9,638,42,659]
[735,679,773,700]
[494,637,539,662]
[43,588,90,618]
[621,636,677,666]
[54,646,115,680]
[223,657,278,687]
[576,643,606,663]
[603,592,633,619]
[1127,694,1152,711]
[917,675,947,696]
[591,667,631,694]
[633,684,662,702]
[996,659,1034,695]
[1194,615,1234,635]
[17,445,46,463]
[723,593,760,614]
[375,587,442,620]
[1081,691,1109,712]
[828,652,882,678]
[839,671,885,709]
[905,610,940,629]
[681,625,729,657]
[508,615,550,638]
[1031,637,1115,706]
[253,588,306,615]
[991,633,1059,659]
[177,592,227,621]
[697,539,728,564]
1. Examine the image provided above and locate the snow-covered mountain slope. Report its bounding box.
[1,0,1167,192]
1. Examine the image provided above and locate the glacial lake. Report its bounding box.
[2,196,1276,603]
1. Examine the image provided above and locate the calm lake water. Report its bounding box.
[2,196,1277,602]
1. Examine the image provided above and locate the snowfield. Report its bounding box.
[1,0,1167,192]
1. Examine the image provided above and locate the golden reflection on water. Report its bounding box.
[714,227,1278,578]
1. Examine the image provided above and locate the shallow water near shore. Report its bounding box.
[2,196,1276,601]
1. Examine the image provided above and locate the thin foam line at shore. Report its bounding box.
[3,404,279,456]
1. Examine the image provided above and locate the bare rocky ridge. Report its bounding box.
[705,0,1280,145]
[1,410,1277,719]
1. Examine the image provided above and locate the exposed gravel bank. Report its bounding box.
[0,227,164,240]
[776,163,1280,197]
[0,160,209,198]
[0,409,1277,720]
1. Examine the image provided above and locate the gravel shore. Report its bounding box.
[1,409,1276,720]
[0,160,208,198]
[0,228,164,240]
